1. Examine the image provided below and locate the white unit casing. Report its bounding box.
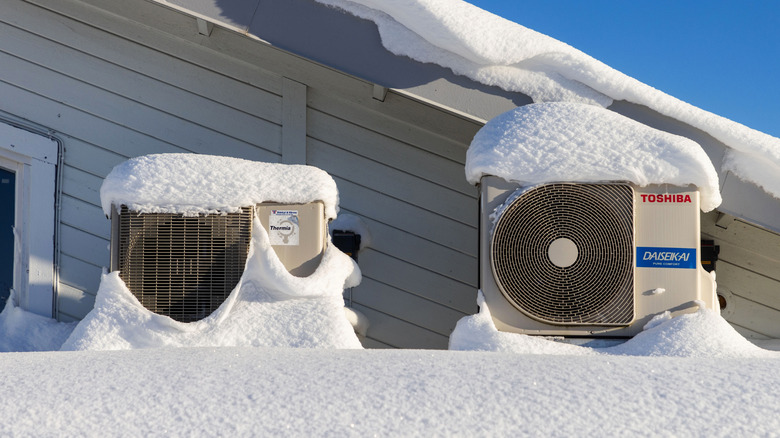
[480,175,717,337]
[256,202,327,277]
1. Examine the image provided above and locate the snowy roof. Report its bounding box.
[316,0,780,201]
[100,154,341,219]
[466,102,722,212]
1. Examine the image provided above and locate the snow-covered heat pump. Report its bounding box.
[103,154,341,324]
[480,176,718,337]
[110,202,327,323]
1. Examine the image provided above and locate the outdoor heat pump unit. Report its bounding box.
[479,175,717,338]
[110,202,327,322]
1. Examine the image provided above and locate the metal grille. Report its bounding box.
[117,206,253,322]
[490,183,635,325]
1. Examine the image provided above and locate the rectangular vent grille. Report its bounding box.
[117,206,253,322]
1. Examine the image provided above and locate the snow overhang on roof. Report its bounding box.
[466,102,722,212]
[100,154,340,219]
[314,0,779,202]
[153,0,778,203]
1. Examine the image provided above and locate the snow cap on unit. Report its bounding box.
[100,154,341,219]
[465,102,722,212]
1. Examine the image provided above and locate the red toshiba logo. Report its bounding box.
[641,194,692,203]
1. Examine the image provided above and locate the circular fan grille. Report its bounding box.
[490,183,635,325]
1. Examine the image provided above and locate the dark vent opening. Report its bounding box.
[491,183,635,325]
[117,206,253,322]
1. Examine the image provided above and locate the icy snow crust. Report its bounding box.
[2,346,779,436]
[61,217,362,350]
[466,102,722,212]
[3,269,779,435]
[100,154,341,219]
[316,0,780,199]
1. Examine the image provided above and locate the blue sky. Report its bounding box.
[467,1,780,138]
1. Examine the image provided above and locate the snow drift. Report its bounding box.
[0,291,75,352]
[450,292,776,359]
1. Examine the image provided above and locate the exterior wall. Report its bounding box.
[2,0,283,321]
[4,0,777,348]
[701,212,780,341]
[2,0,483,348]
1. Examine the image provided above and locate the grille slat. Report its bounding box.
[117,206,253,322]
[491,183,635,325]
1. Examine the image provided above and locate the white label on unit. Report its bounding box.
[268,210,299,246]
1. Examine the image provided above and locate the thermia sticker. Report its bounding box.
[269,210,299,246]
[636,247,696,269]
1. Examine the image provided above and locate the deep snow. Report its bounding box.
[2,273,779,435]
[0,312,779,436]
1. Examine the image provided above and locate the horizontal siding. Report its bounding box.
[57,282,96,322]
[356,336,394,349]
[340,209,476,290]
[308,88,479,164]
[0,51,280,161]
[702,212,780,339]
[354,277,468,337]
[309,139,477,227]
[333,177,476,257]
[308,81,481,348]
[59,226,110,268]
[357,250,476,313]
[62,165,108,207]
[8,0,485,347]
[6,0,285,119]
[0,19,283,150]
[308,110,476,197]
[3,0,291,320]
[351,304,450,349]
[60,195,110,238]
[58,255,102,297]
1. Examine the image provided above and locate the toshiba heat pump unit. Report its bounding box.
[480,176,717,338]
[110,202,326,322]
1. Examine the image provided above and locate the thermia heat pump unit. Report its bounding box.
[110,202,326,322]
[479,175,718,337]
